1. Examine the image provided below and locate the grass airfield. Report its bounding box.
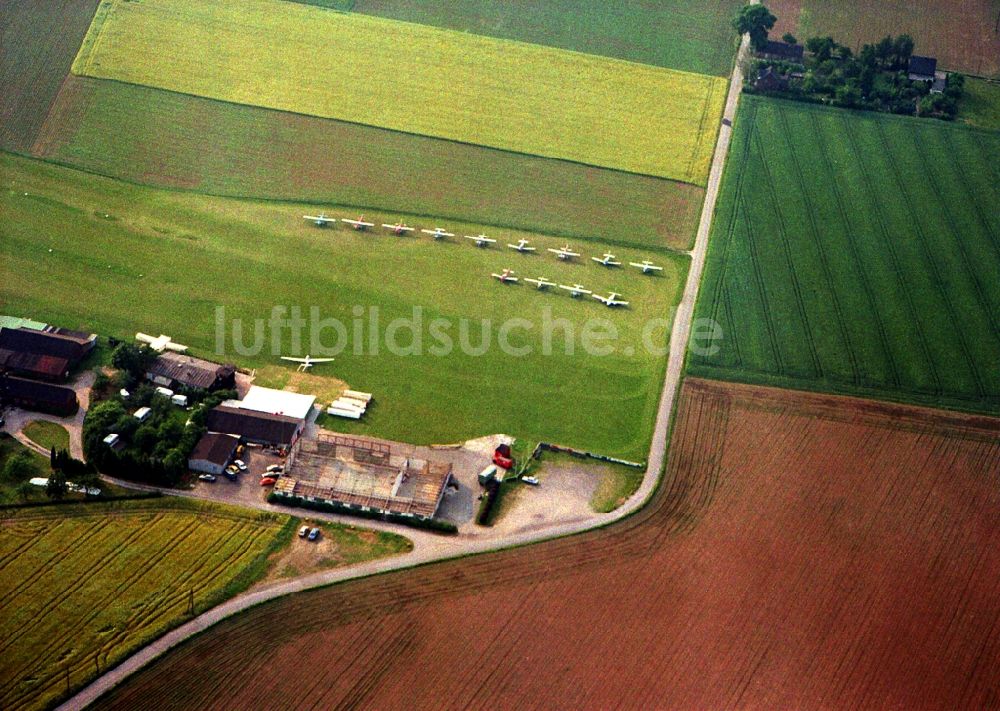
[0,152,686,458]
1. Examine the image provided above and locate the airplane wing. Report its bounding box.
[307,358,335,363]
[281,356,309,363]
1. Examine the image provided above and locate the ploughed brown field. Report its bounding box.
[96,379,1000,710]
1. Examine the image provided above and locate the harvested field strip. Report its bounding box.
[346,0,742,76]
[0,500,289,711]
[33,79,702,252]
[71,0,726,184]
[0,0,100,152]
[96,380,1000,710]
[691,96,1000,412]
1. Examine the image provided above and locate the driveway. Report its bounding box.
[4,369,95,460]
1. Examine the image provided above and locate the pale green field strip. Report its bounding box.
[71,0,726,185]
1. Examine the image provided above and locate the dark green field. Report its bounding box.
[300,0,741,76]
[34,77,701,252]
[691,96,1000,413]
[0,0,99,152]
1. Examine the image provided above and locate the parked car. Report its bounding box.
[307,527,321,541]
[259,477,277,487]
[522,476,540,486]
[233,459,248,471]
[266,464,284,474]
[198,474,217,483]
[298,525,309,538]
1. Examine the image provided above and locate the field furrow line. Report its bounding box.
[940,128,1000,257]
[810,111,902,388]
[751,125,822,376]
[775,104,860,384]
[739,198,785,375]
[860,117,984,399]
[913,126,1000,334]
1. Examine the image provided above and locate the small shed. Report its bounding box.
[908,55,937,82]
[188,432,240,475]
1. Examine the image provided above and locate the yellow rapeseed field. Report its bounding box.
[72,0,726,185]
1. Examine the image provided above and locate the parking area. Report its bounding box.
[190,444,289,506]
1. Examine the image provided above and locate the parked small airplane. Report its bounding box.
[382,222,415,235]
[559,284,592,298]
[280,355,335,372]
[524,277,557,290]
[303,213,333,227]
[491,269,518,284]
[593,292,629,308]
[465,234,497,248]
[421,227,455,240]
[136,333,189,353]
[507,239,536,253]
[548,244,581,261]
[342,216,374,231]
[630,260,664,274]
[592,252,622,267]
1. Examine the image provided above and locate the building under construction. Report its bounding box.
[274,433,452,519]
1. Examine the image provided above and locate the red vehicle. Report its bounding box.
[259,477,277,487]
[493,443,515,470]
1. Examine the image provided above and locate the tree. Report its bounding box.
[835,82,863,108]
[110,343,157,384]
[782,32,797,44]
[3,452,37,484]
[734,4,777,51]
[46,469,68,500]
[806,36,837,63]
[15,481,35,502]
[892,34,914,70]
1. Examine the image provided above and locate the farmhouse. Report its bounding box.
[0,375,78,416]
[275,433,453,519]
[0,326,96,369]
[757,40,804,63]
[188,432,240,475]
[754,66,789,93]
[145,351,236,392]
[205,405,303,448]
[908,55,937,82]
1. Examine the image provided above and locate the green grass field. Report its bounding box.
[341,0,742,77]
[34,77,703,251]
[21,421,70,453]
[0,497,409,710]
[1,152,687,459]
[691,96,1000,413]
[71,0,726,184]
[769,0,1000,77]
[959,78,1000,131]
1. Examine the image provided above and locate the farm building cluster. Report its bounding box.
[0,315,96,415]
[273,433,453,520]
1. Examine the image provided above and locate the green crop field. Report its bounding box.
[34,77,703,251]
[0,497,409,711]
[71,0,726,185]
[769,0,1000,77]
[1,152,687,459]
[340,0,742,77]
[0,0,100,153]
[959,78,1000,131]
[0,498,287,710]
[691,96,1000,414]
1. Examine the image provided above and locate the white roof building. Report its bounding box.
[227,386,316,422]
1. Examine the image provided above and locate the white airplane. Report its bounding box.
[548,244,581,261]
[524,277,557,290]
[421,227,455,240]
[303,213,333,227]
[507,239,536,253]
[491,269,518,284]
[136,333,189,353]
[593,292,630,308]
[592,252,622,267]
[280,354,335,372]
[382,221,415,235]
[465,234,497,248]
[630,260,664,274]
[559,284,592,298]
[342,215,375,231]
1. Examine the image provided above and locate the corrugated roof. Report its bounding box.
[0,349,69,378]
[206,405,300,446]
[0,316,47,331]
[146,351,233,390]
[0,327,93,362]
